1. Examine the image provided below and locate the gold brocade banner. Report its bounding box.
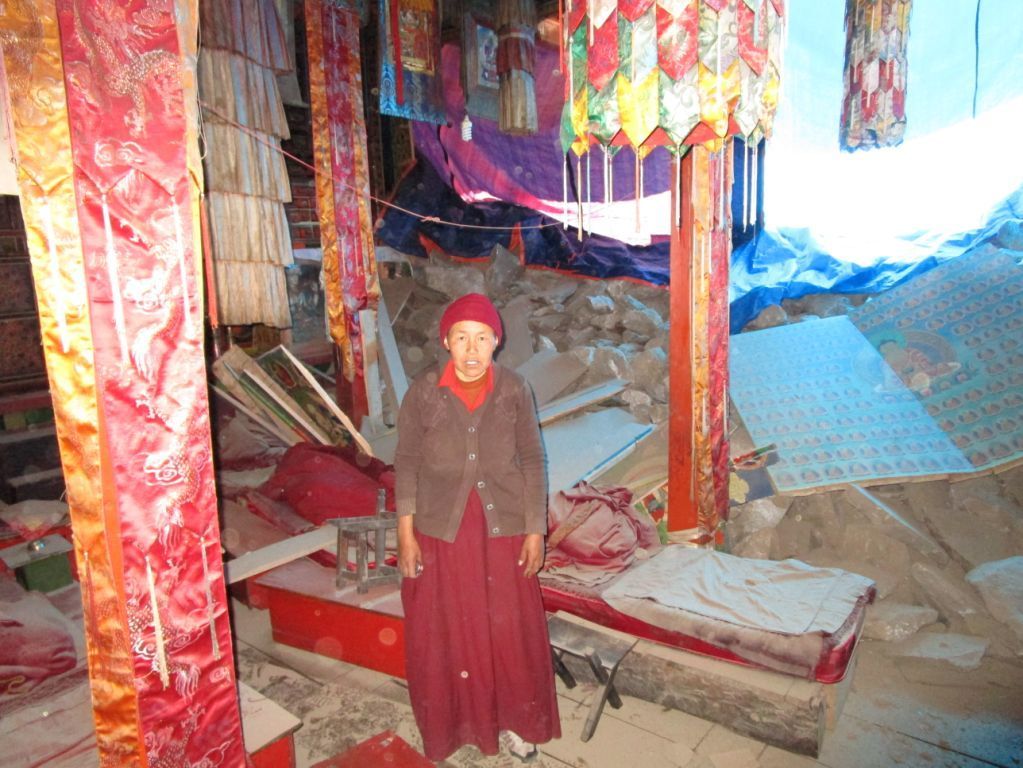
[305,0,353,378]
[0,1,143,762]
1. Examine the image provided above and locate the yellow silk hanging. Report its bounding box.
[1,0,144,762]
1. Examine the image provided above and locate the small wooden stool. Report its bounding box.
[328,488,399,594]
[547,613,637,742]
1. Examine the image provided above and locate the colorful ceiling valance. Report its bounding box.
[562,0,785,156]
[840,0,912,151]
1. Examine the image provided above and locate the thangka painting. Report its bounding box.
[850,245,1023,471]
[462,13,499,121]
[379,0,445,123]
[256,345,372,454]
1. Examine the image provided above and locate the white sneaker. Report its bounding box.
[501,730,538,763]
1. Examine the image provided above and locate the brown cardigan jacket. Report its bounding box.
[394,363,547,542]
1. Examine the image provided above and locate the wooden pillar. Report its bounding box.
[668,144,732,539]
[668,149,696,533]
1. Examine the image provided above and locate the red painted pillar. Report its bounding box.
[668,149,696,534]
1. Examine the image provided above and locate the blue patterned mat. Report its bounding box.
[730,316,970,493]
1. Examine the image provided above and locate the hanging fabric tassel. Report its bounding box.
[751,142,759,235]
[40,197,70,353]
[634,149,641,233]
[585,149,591,235]
[101,193,129,366]
[576,154,584,240]
[603,147,609,206]
[743,140,750,231]
[608,150,614,205]
[145,556,171,689]
[199,536,221,660]
[171,200,194,340]
[562,152,568,230]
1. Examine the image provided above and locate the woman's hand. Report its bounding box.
[518,533,544,578]
[398,515,423,578]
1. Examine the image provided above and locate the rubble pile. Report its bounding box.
[730,472,1023,668]
[383,244,672,425]
[382,242,1023,673]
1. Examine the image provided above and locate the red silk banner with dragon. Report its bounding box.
[5,0,246,763]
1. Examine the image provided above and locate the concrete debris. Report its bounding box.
[376,248,1023,674]
[742,303,788,331]
[863,602,939,642]
[965,557,1023,653]
[485,243,524,295]
[838,485,948,565]
[727,496,790,543]
[899,477,1022,572]
[885,632,989,670]
[382,258,674,422]
[416,262,486,298]
[730,527,775,560]
[909,560,1018,657]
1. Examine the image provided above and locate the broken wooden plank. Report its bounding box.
[376,295,409,406]
[379,275,414,322]
[537,378,627,425]
[225,526,336,584]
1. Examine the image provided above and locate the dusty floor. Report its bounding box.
[231,597,1023,768]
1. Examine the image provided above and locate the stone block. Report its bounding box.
[862,602,940,642]
[485,243,524,294]
[965,557,1023,652]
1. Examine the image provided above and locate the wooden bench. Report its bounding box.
[547,612,637,741]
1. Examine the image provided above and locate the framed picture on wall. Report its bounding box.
[462,13,499,121]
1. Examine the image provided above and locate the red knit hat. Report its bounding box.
[439,293,503,344]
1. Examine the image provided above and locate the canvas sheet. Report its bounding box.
[603,546,874,637]
[850,245,1023,472]
[729,316,970,493]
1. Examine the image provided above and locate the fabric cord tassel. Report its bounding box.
[101,193,130,366]
[609,151,614,205]
[576,155,583,240]
[585,149,591,234]
[199,536,221,660]
[145,556,171,689]
[562,152,568,230]
[603,147,609,206]
[751,142,759,236]
[743,140,750,231]
[634,150,641,233]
